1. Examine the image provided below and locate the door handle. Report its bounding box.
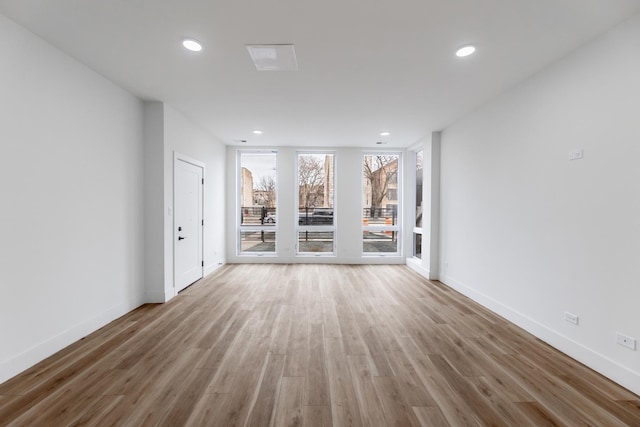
[178,236,186,241]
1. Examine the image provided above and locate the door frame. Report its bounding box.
[173,151,205,293]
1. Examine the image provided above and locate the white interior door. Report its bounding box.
[174,157,203,292]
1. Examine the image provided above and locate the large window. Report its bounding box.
[297,153,335,255]
[414,150,423,258]
[362,153,401,254]
[238,151,277,254]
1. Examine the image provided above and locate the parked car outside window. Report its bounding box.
[299,208,333,225]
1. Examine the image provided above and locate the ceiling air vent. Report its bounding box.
[246,44,298,71]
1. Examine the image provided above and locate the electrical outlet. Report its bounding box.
[564,312,579,325]
[617,333,636,350]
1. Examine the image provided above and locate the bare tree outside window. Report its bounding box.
[255,175,276,208]
[363,155,398,217]
[298,155,324,208]
[362,153,400,254]
[297,153,335,254]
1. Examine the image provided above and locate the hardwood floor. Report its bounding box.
[1,264,638,426]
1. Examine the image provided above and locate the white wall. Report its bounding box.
[225,146,408,264]
[144,102,226,302]
[143,102,166,302]
[0,14,145,383]
[439,14,640,394]
[163,105,226,298]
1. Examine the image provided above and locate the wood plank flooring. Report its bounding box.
[1,264,638,426]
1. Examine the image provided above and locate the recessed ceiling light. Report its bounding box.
[380,131,390,137]
[246,44,298,71]
[253,130,263,135]
[182,39,202,52]
[456,45,476,57]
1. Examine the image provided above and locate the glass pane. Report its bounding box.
[240,231,276,253]
[241,207,276,225]
[362,212,397,227]
[240,152,277,220]
[416,150,423,228]
[298,207,334,225]
[363,154,399,222]
[239,152,277,255]
[363,231,398,253]
[413,232,422,259]
[298,231,334,253]
[298,153,334,226]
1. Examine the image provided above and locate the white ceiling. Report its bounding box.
[1,0,639,148]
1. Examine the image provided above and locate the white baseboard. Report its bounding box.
[145,290,169,303]
[427,272,640,396]
[204,259,225,277]
[0,301,141,385]
[406,258,431,278]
